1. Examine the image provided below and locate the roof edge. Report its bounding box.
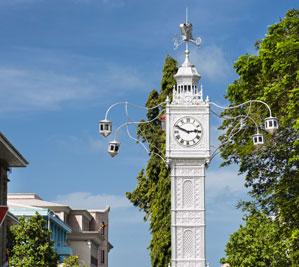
[0,132,28,167]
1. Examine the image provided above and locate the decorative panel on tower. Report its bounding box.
[183,180,193,208]
[183,229,194,258]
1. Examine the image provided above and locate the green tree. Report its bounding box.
[8,213,58,267]
[220,9,299,265]
[221,212,291,267]
[126,56,177,266]
[63,255,80,267]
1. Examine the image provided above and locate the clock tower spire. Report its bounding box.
[173,10,204,105]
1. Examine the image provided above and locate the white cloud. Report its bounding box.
[206,189,244,223]
[196,45,231,81]
[53,191,146,225]
[206,167,246,197]
[206,167,248,223]
[0,51,147,113]
[53,192,131,209]
[47,134,104,155]
[52,170,246,226]
[101,63,147,95]
[0,67,97,112]
[110,206,147,225]
[177,45,231,82]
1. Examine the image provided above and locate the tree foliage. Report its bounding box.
[126,56,177,266]
[220,9,299,265]
[63,255,80,267]
[8,213,58,267]
[221,212,291,267]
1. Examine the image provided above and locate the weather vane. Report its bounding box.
[174,7,202,50]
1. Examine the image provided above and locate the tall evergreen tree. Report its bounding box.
[126,56,177,266]
[220,9,299,265]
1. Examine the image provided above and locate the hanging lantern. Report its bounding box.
[99,120,112,137]
[107,140,120,157]
[252,133,264,146]
[264,117,279,134]
[160,114,166,131]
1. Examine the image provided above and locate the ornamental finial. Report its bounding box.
[174,8,202,50]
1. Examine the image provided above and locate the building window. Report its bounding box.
[91,256,98,266]
[99,221,106,236]
[100,250,105,264]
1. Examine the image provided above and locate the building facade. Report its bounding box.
[0,133,28,266]
[8,193,112,267]
[66,209,111,267]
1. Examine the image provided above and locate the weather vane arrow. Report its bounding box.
[174,7,202,50]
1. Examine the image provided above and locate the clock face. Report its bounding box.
[173,116,203,147]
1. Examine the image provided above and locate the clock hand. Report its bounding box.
[190,129,202,133]
[175,125,190,133]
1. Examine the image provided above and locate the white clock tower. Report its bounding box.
[166,19,210,267]
[99,10,280,267]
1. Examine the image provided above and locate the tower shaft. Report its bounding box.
[170,159,206,267]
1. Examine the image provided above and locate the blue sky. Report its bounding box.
[1,0,295,266]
